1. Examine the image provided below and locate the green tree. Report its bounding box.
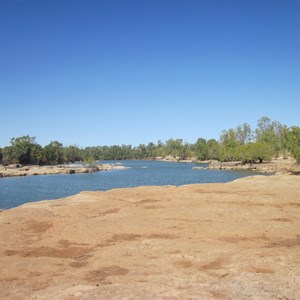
[134,144,147,159]
[236,123,252,144]
[146,142,156,158]
[1,146,14,165]
[194,138,208,160]
[110,145,122,160]
[9,135,42,165]
[272,121,289,158]
[220,128,238,146]
[179,142,190,160]
[100,146,111,160]
[240,142,275,164]
[154,140,166,157]
[165,138,187,158]
[30,144,44,164]
[284,127,300,164]
[255,117,289,158]
[120,144,133,160]
[64,145,82,162]
[83,146,101,161]
[86,156,97,172]
[44,141,64,164]
[219,129,240,162]
[255,116,277,144]
[206,139,220,160]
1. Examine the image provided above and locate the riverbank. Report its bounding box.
[154,155,197,163]
[154,156,299,174]
[208,158,300,174]
[0,174,299,299]
[0,163,129,178]
[1,158,298,178]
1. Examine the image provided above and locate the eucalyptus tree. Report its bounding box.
[1,147,14,165]
[64,145,83,162]
[146,142,156,158]
[219,128,240,161]
[44,141,64,164]
[134,144,147,159]
[255,117,289,157]
[255,116,276,144]
[194,138,208,160]
[165,138,188,158]
[206,139,220,160]
[284,126,300,164]
[236,123,252,144]
[8,135,42,165]
[240,142,275,164]
[154,140,166,157]
[30,144,44,164]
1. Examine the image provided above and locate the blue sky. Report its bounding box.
[1,0,299,147]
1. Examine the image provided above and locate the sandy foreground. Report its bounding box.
[0,175,299,299]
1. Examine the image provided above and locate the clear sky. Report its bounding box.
[1,0,299,148]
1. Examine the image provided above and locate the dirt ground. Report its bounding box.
[0,174,299,299]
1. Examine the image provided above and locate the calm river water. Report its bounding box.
[0,160,258,209]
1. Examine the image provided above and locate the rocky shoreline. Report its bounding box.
[207,158,300,174]
[153,156,299,174]
[0,163,129,178]
[1,158,299,178]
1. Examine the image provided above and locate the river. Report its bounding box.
[0,160,258,209]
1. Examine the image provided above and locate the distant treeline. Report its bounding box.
[1,117,299,166]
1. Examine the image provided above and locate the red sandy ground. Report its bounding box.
[0,174,299,299]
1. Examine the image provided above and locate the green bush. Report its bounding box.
[241,142,275,164]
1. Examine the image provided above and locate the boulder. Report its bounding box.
[6,164,22,169]
[66,169,75,174]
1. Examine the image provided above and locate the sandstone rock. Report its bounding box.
[19,167,29,171]
[66,169,75,174]
[0,164,128,178]
[6,164,22,169]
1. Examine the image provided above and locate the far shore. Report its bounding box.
[153,156,299,174]
[0,157,299,178]
[207,158,300,174]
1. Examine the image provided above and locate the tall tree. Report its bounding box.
[284,127,300,164]
[64,145,82,162]
[9,135,40,165]
[194,138,208,160]
[44,141,64,164]
[206,139,220,160]
[165,138,187,158]
[236,123,252,144]
[255,116,276,144]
